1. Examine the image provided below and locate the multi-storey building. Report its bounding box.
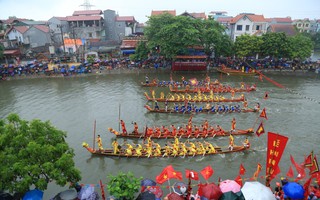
[293,18,311,32]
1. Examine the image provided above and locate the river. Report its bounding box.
[0,71,319,199]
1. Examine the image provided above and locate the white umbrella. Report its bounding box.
[241,181,275,200]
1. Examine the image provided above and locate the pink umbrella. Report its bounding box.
[219,179,241,193]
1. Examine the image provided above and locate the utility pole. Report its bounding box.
[72,23,78,62]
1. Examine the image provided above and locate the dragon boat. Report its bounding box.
[108,127,253,139]
[216,67,258,76]
[144,105,258,114]
[169,85,256,93]
[144,92,245,103]
[82,142,249,158]
[140,79,220,87]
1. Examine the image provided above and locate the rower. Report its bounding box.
[171,125,177,137]
[163,144,172,157]
[160,92,165,99]
[153,143,162,156]
[120,120,128,135]
[179,143,188,157]
[145,76,149,84]
[231,118,236,133]
[96,135,103,151]
[154,100,160,111]
[243,99,248,109]
[188,141,197,156]
[254,102,260,111]
[125,143,133,156]
[243,137,250,148]
[135,144,143,157]
[112,139,120,154]
[133,122,139,135]
[155,127,161,137]
[162,126,170,137]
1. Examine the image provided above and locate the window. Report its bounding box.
[236,25,242,31]
[88,33,93,38]
[256,25,260,30]
[298,23,302,27]
[305,24,309,27]
[246,25,250,31]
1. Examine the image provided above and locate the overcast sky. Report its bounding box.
[0,0,319,23]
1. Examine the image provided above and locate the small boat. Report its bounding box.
[144,105,259,114]
[82,142,249,158]
[108,127,253,139]
[169,85,256,94]
[144,92,245,103]
[216,67,258,76]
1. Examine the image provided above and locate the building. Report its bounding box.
[309,19,320,33]
[48,17,69,45]
[230,13,267,41]
[293,18,311,33]
[266,17,296,36]
[180,12,207,20]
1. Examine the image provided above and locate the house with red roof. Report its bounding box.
[180,12,207,20]
[151,10,176,17]
[230,13,268,41]
[265,17,296,36]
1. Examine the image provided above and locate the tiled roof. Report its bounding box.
[54,17,68,21]
[269,24,296,36]
[116,16,136,22]
[64,38,83,45]
[120,40,141,48]
[209,11,227,14]
[151,10,176,16]
[73,10,103,16]
[217,17,233,23]
[231,14,265,24]
[66,16,103,21]
[3,18,27,24]
[34,25,50,33]
[190,12,207,19]
[273,17,292,23]
[14,26,29,34]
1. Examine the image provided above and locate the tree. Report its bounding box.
[234,34,263,58]
[261,32,291,58]
[0,44,4,59]
[0,113,81,194]
[130,41,149,61]
[107,171,142,200]
[288,34,314,60]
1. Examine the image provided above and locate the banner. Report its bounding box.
[266,132,289,180]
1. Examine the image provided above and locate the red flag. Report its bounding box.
[286,166,294,178]
[234,175,243,187]
[239,163,246,175]
[304,151,314,168]
[290,155,306,182]
[259,108,268,120]
[310,155,319,175]
[269,165,281,181]
[255,122,265,137]
[156,165,182,184]
[251,163,262,180]
[185,169,199,180]
[266,132,289,180]
[200,165,214,180]
[171,170,183,181]
[303,176,313,198]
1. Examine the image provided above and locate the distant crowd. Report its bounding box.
[1,56,319,81]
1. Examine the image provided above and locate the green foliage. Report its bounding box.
[234,34,263,58]
[0,113,81,194]
[107,171,142,200]
[87,55,95,64]
[261,32,291,58]
[311,32,320,49]
[288,34,314,60]
[144,14,233,59]
[130,41,149,61]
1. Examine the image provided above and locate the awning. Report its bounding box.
[122,49,135,55]
[4,50,20,55]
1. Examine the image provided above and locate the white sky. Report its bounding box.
[0,0,319,23]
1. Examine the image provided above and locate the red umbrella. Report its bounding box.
[143,186,163,199]
[198,183,223,200]
[166,192,184,200]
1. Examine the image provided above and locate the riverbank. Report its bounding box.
[1,67,319,82]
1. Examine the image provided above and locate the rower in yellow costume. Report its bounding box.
[179,143,188,157]
[188,141,197,156]
[96,135,103,151]
[160,92,165,99]
[125,143,133,156]
[163,144,172,157]
[111,139,119,154]
[229,134,234,151]
[135,144,143,157]
[153,143,162,156]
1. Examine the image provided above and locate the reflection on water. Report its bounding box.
[0,73,319,198]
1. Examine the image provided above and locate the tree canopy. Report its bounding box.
[0,113,81,194]
[0,44,4,59]
[288,34,314,60]
[143,14,233,60]
[234,34,263,58]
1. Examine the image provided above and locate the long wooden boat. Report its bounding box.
[140,79,220,87]
[169,85,256,94]
[108,127,253,139]
[144,92,245,103]
[82,142,249,158]
[144,105,258,114]
[216,67,258,76]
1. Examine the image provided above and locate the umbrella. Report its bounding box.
[54,189,77,200]
[141,178,157,187]
[219,191,245,200]
[172,182,187,196]
[77,185,95,199]
[219,180,241,193]
[143,186,163,199]
[198,183,223,200]
[0,192,13,200]
[136,191,156,200]
[23,189,43,200]
[283,182,304,199]
[241,181,274,200]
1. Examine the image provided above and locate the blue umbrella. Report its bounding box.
[23,189,43,200]
[283,182,304,199]
[141,178,157,187]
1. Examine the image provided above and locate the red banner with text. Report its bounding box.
[266,132,289,180]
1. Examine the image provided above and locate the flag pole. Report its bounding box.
[167,179,172,193]
[99,179,106,200]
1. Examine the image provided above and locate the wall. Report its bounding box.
[24,27,51,48]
